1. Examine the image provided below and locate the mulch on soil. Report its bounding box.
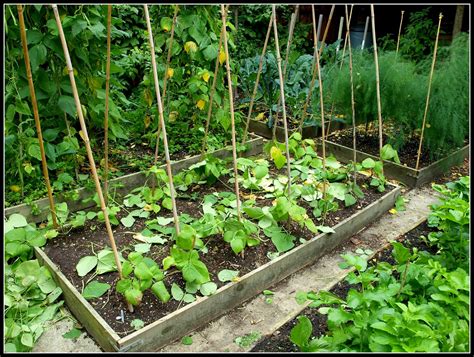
[43,169,390,336]
[250,222,436,352]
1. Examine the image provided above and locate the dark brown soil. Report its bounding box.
[328,128,469,169]
[42,172,390,337]
[427,157,470,186]
[250,222,436,352]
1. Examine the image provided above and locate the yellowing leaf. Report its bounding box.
[242,193,256,200]
[184,41,198,54]
[144,115,151,128]
[196,100,206,110]
[167,68,174,79]
[255,112,265,121]
[389,208,398,215]
[169,111,178,122]
[144,88,152,107]
[10,185,21,192]
[426,123,431,128]
[219,49,226,65]
[202,71,210,83]
[143,204,152,212]
[79,130,86,142]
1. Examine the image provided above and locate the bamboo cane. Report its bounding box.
[316,14,323,42]
[345,5,357,185]
[241,13,273,146]
[144,5,181,235]
[51,4,132,312]
[153,4,179,165]
[17,4,58,228]
[335,16,344,55]
[201,4,230,156]
[396,10,405,55]
[103,4,111,206]
[220,4,242,221]
[272,5,292,198]
[415,13,443,170]
[309,5,328,224]
[370,5,384,167]
[361,16,370,50]
[325,6,353,137]
[318,5,335,56]
[272,5,299,141]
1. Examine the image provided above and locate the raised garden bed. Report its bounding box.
[251,221,436,352]
[32,147,400,352]
[248,119,346,142]
[5,136,263,224]
[321,130,469,187]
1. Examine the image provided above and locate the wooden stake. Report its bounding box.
[272,5,292,198]
[241,13,273,146]
[316,14,323,42]
[318,5,335,56]
[336,16,344,55]
[17,4,58,228]
[325,6,353,137]
[396,11,405,55]
[220,4,242,220]
[370,5,384,166]
[51,4,132,312]
[345,5,357,185]
[153,5,179,164]
[416,13,443,170]
[272,5,299,141]
[103,4,112,206]
[361,16,370,50]
[144,5,181,235]
[201,5,230,156]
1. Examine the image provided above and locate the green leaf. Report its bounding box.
[162,197,173,210]
[151,281,171,303]
[120,214,135,228]
[8,213,29,228]
[218,269,239,282]
[270,146,286,169]
[290,316,312,348]
[134,243,151,254]
[391,241,410,264]
[82,281,110,300]
[199,282,217,296]
[125,288,143,306]
[254,165,268,179]
[344,193,357,207]
[28,144,42,161]
[203,43,218,61]
[76,255,98,277]
[270,231,295,253]
[326,156,342,169]
[182,336,193,345]
[327,308,352,325]
[21,332,34,347]
[29,44,47,72]
[380,144,400,164]
[171,283,185,301]
[58,95,76,118]
[361,157,376,169]
[96,249,119,274]
[182,259,210,284]
[62,328,82,340]
[134,262,154,281]
[243,207,265,220]
[316,225,335,234]
[328,182,347,201]
[131,319,145,331]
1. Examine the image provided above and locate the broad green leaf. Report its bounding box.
[391,241,410,264]
[62,328,82,340]
[124,288,143,306]
[254,165,268,179]
[58,95,76,118]
[218,269,239,282]
[290,316,312,348]
[76,255,98,277]
[199,282,217,296]
[151,281,171,303]
[361,157,376,169]
[82,281,110,300]
[182,336,193,345]
[29,44,47,72]
[7,214,28,228]
[131,319,145,331]
[120,214,135,228]
[270,231,295,253]
[171,283,184,301]
[344,193,357,207]
[28,144,42,161]
[21,332,34,347]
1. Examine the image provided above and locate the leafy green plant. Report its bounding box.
[116,252,170,306]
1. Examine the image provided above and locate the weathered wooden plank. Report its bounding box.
[324,140,469,187]
[416,145,469,186]
[5,136,263,223]
[116,185,400,352]
[34,247,120,352]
